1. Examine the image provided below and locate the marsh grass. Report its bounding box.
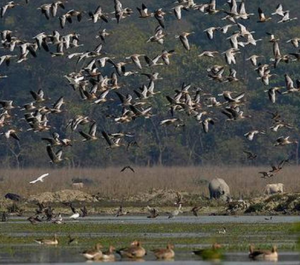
[0,166,299,200]
[0,222,298,250]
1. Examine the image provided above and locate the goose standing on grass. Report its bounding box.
[35,234,58,245]
[29,173,49,184]
[218,227,226,234]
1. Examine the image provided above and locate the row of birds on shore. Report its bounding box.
[0,0,299,171]
[23,202,185,224]
[2,189,250,224]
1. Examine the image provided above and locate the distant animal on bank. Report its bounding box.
[265,183,284,195]
[208,178,230,201]
[4,193,21,201]
[72,182,84,189]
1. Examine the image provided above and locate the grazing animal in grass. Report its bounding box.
[265,183,284,195]
[208,178,230,201]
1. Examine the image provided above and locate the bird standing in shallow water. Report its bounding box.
[248,245,278,261]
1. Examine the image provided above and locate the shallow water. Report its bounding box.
[8,215,300,224]
[0,246,299,264]
[1,215,299,264]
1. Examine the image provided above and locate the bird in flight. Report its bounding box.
[29,173,49,184]
[120,165,135,172]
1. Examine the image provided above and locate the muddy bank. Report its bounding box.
[0,189,300,215]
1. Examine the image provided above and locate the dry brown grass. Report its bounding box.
[0,166,299,200]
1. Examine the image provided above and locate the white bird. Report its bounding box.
[168,204,182,218]
[29,173,49,184]
[70,212,80,219]
[218,227,227,234]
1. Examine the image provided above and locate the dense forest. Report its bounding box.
[0,0,299,168]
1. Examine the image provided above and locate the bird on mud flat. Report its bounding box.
[34,234,59,245]
[218,227,226,234]
[27,215,41,225]
[66,203,80,219]
[80,205,88,217]
[174,192,184,205]
[168,203,182,218]
[1,211,8,222]
[52,213,64,224]
[248,245,278,261]
[191,206,202,216]
[147,206,159,218]
[116,205,129,217]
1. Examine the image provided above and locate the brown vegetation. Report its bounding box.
[0,166,299,201]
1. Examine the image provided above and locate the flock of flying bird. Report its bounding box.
[0,1,299,175]
[0,0,296,263]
